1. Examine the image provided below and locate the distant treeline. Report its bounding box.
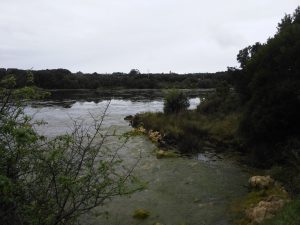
[0,68,227,89]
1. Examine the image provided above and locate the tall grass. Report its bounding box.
[132,110,241,153]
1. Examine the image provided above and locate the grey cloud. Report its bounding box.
[0,0,299,73]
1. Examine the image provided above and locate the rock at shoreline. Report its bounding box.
[148,130,162,142]
[249,176,274,189]
[241,176,290,224]
[156,150,179,159]
[132,208,150,219]
[246,195,288,224]
[136,126,146,134]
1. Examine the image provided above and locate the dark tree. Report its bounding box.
[231,6,300,162]
[129,69,141,76]
[163,89,190,114]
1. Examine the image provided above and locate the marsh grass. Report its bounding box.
[132,110,241,153]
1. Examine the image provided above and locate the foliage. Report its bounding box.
[236,42,262,69]
[197,81,240,115]
[128,69,141,76]
[163,89,190,114]
[228,7,300,165]
[0,75,141,225]
[267,138,300,195]
[0,68,228,90]
[132,110,240,153]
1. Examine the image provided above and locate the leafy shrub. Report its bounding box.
[197,81,241,116]
[163,89,190,114]
[233,7,300,156]
[0,75,140,225]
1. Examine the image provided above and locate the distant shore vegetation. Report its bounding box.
[0,68,227,90]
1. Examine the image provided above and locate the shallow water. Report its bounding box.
[26,95,200,136]
[82,136,249,225]
[25,90,249,225]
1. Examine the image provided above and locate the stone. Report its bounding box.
[246,195,287,224]
[132,208,150,219]
[249,176,275,189]
[148,130,162,142]
[156,150,178,159]
[136,126,146,134]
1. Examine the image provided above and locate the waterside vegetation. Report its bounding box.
[0,75,142,225]
[0,69,227,90]
[130,7,300,225]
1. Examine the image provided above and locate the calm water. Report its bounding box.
[25,89,249,225]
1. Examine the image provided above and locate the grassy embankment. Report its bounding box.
[132,88,242,154]
[132,110,240,153]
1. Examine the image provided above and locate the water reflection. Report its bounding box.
[46,88,212,102]
[27,87,203,137]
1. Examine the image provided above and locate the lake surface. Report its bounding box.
[26,89,249,225]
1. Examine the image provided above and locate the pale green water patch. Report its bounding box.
[82,135,249,225]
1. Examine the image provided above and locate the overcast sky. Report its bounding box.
[0,0,299,73]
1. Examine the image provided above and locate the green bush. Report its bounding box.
[197,81,240,116]
[232,7,300,162]
[163,89,190,114]
[0,75,140,225]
